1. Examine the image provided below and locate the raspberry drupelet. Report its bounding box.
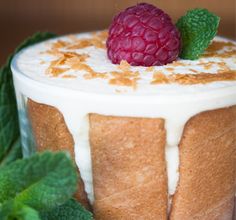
[106,3,181,66]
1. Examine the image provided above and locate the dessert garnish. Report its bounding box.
[107,3,221,66]
[106,3,181,66]
[151,70,236,85]
[0,151,92,220]
[176,8,220,60]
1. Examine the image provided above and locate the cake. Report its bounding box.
[11,3,236,220]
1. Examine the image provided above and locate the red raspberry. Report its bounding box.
[106,3,181,66]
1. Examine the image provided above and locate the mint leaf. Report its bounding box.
[0,151,78,211]
[0,200,40,220]
[176,8,220,59]
[0,138,22,167]
[41,199,93,220]
[0,32,57,164]
[0,65,20,162]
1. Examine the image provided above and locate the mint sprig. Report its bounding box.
[0,200,41,220]
[41,199,93,220]
[0,138,21,167]
[0,32,56,164]
[176,8,220,60]
[0,151,77,209]
[0,151,93,220]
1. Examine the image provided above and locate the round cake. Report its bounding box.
[11,30,236,219]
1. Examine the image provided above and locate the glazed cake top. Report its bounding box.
[12,31,236,95]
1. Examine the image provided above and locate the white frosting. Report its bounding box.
[13,32,236,95]
[11,32,236,206]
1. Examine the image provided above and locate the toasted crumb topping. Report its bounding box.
[152,72,169,84]
[151,70,236,85]
[62,75,77,78]
[167,61,187,67]
[118,60,131,71]
[203,41,236,58]
[109,70,140,89]
[40,32,236,88]
[146,66,155,72]
[165,67,175,72]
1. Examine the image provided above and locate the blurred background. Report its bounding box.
[0,0,235,64]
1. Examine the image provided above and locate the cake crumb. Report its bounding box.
[151,70,236,85]
[202,62,213,70]
[206,41,235,53]
[146,66,154,72]
[92,30,108,41]
[189,69,199,73]
[51,40,68,49]
[151,72,169,84]
[83,72,108,79]
[109,70,140,89]
[172,71,236,84]
[118,60,131,71]
[62,75,77,78]
[168,61,186,67]
[165,67,175,72]
[109,77,138,89]
[47,67,70,77]
[203,41,236,58]
[217,62,231,73]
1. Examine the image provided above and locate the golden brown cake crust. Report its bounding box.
[170,106,236,220]
[27,99,90,208]
[27,98,236,219]
[89,114,168,220]
[233,198,236,219]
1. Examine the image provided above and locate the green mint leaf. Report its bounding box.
[0,151,78,211]
[0,32,57,164]
[0,138,22,167]
[0,200,40,220]
[0,65,20,163]
[41,199,93,220]
[176,8,220,59]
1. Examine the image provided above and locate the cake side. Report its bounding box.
[26,99,236,219]
[89,114,167,219]
[170,106,236,219]
[27,99,90,209]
